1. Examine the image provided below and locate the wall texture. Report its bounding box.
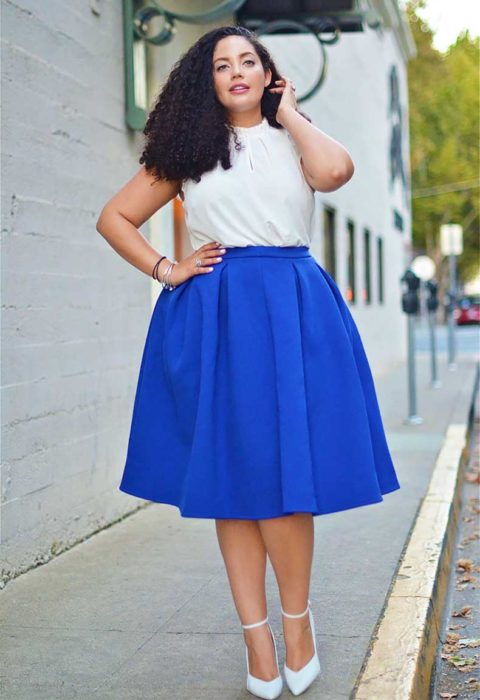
[1,1,152,580]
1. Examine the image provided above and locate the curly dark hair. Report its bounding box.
[139,24,311,184]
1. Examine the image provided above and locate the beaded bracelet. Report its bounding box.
[152,255,178,291]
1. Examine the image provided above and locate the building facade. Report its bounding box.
[1,1,415,578]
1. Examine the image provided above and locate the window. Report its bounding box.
[323,206,336,279]
[346,219,356,304]
[363,228,371,304]
[377,236,384,304]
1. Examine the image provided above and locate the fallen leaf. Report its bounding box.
[456,559,473,571]
[465,470,480,483]
[446,632,461,643]
[448,655,477,667]
[458,638,480,648]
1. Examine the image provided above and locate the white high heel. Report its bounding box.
[241,615,284,699]
[281,598,321,696]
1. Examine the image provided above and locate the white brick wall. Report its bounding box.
[1,0,152,580]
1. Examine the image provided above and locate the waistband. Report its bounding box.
[222,245,311,259]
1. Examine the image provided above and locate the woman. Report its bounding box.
[96,25,400,699]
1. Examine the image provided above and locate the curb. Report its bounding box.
[352,363,479,700]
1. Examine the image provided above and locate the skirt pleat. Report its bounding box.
[119,245,400,518]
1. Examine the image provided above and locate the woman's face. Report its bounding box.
[212,36,271,119]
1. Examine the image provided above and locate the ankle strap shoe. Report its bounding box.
[241,615,284,699]
[281,599,321,696]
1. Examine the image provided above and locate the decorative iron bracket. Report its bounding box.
[123,0,377,130]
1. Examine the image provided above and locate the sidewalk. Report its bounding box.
[1,351,478,700]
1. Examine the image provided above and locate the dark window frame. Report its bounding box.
[363,227,371,305]
[377,235,384,304]
[346,218,356,305]
[323,205,337,279]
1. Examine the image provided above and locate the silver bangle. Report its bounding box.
[161,260,178,290]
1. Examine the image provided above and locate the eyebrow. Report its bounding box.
[213,51,256,63]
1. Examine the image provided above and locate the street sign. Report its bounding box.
[440,224,463,256]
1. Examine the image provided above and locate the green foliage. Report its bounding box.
[406,0,479,283]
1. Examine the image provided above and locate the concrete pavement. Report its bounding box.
[1,347,478,699]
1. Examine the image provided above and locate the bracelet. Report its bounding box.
[152,256,166,281]
[152,255,178,290]
[160,260,178,291]
[152,255,178,291]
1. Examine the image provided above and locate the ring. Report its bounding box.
[194,257,203,268]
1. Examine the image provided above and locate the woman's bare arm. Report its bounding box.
[95,166,181,278]
[96,166,225,285]
[277,106,355,193]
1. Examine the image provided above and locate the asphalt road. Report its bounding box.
[415,321,479,355]
[430,414,480,699]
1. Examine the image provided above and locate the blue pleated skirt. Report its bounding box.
[119,245,400,519]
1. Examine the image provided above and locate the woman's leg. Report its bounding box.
[215,519,279,680]
[258,513,315,671]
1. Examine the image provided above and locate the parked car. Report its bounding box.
[454,294,480,325]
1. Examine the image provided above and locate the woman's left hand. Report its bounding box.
[269,76,297,121]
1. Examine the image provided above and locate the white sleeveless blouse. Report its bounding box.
[180,117,315,249]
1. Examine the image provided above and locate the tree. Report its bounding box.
[406,0,479,288]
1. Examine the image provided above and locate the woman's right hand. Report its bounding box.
[165,242,226,287]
